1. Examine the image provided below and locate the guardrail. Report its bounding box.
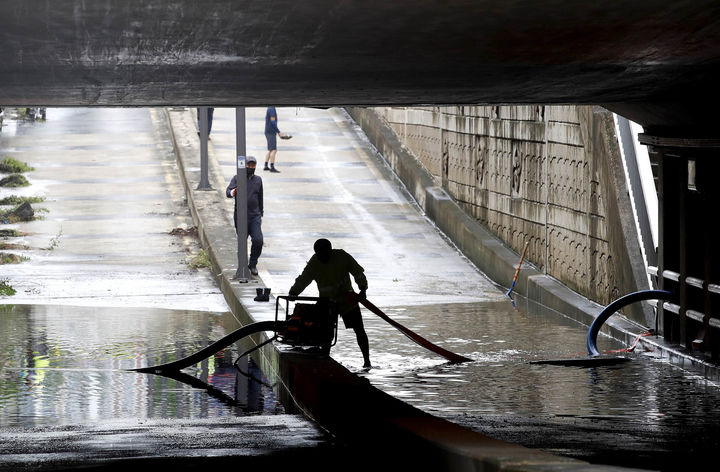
[648,266,720,354]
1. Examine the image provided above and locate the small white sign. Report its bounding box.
[237,156,246,169]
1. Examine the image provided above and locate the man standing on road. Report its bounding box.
[226,156,263,276]
[289,238,371,368]
[196,107,215,139]
[264,106,286,173]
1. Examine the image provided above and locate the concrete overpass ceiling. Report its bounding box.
[2,0,719,134]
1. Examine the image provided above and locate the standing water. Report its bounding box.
[0,304,284,426]
[0,304,331,470]
[330,298,720,471]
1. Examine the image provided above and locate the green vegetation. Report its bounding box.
[0,157,34,173]
[0,174,30,187]
[0,229,20,237]
[188,249,211,269]
[0,195,44,205]
[0,252,28,264]
[46,228,63,250]
[1,203,36,223]
[0,279,17,296]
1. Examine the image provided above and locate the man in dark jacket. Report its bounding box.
[226,156,263,275]
[289,238,371,368]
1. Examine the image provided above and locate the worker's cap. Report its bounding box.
[246,156,257,164]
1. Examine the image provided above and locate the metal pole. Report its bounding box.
[235,107,249,282]
[197,107,212,190]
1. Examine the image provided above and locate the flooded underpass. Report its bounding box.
[3,106,720,471]
[0,304,333,470]
[0,304,283,425]
[330,298,720,471]
[3,298,719,471]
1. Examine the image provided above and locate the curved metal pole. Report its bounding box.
[587,290,673,357]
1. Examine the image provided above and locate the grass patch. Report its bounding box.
[0,195,44,205]
[0,157,34,173]
[0,252,29,264]
[188,249,211,269]
[0,229,20,237]
[0,279,16,296]
[0,174,30,187]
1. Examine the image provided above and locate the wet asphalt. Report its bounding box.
[207,106,506,311]
[0,108,337,470]
[0,108,227,311]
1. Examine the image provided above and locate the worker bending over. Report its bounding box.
[289,238,371,368]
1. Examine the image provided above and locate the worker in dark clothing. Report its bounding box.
[289,238,371,368]
[226,156,263,276]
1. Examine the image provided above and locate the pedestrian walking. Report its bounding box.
[226,156,263,276]
[289,238,372,368]
[264,106,288,173]
[196,107,215,139]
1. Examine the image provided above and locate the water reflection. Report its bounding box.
[330,299,720,469]
[0,304,282,427]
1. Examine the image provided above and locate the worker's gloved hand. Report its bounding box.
[358,289,366,300]
[231,188,237,197]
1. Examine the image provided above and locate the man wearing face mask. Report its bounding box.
[289,238,371,368]
[226,156,264,276]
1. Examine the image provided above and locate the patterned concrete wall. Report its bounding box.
[372,105,637,307]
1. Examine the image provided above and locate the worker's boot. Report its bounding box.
[262,288,271,301]
[254,288,265,302]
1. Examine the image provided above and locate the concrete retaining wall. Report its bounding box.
[347,106,651,326]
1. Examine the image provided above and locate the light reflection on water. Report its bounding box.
[330,299,720,468]
[0,304,283,427]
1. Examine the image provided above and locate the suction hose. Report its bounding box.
[348,293,472,364]
[586,290,672,357]
[130,320,280,373]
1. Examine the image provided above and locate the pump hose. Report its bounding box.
[348,293,472,364]
[130,320,280,373]
[586,290,672,357]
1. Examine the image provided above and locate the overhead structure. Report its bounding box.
[1,0,719,136]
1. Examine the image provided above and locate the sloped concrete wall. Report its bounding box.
[349,105,650,325]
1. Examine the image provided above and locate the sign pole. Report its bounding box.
[235,107,249,282]
[197,107,212,190]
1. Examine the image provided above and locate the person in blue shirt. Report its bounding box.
[264,106,287,173]
[226,156,264,276]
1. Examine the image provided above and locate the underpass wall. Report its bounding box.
[347,106,651,326]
